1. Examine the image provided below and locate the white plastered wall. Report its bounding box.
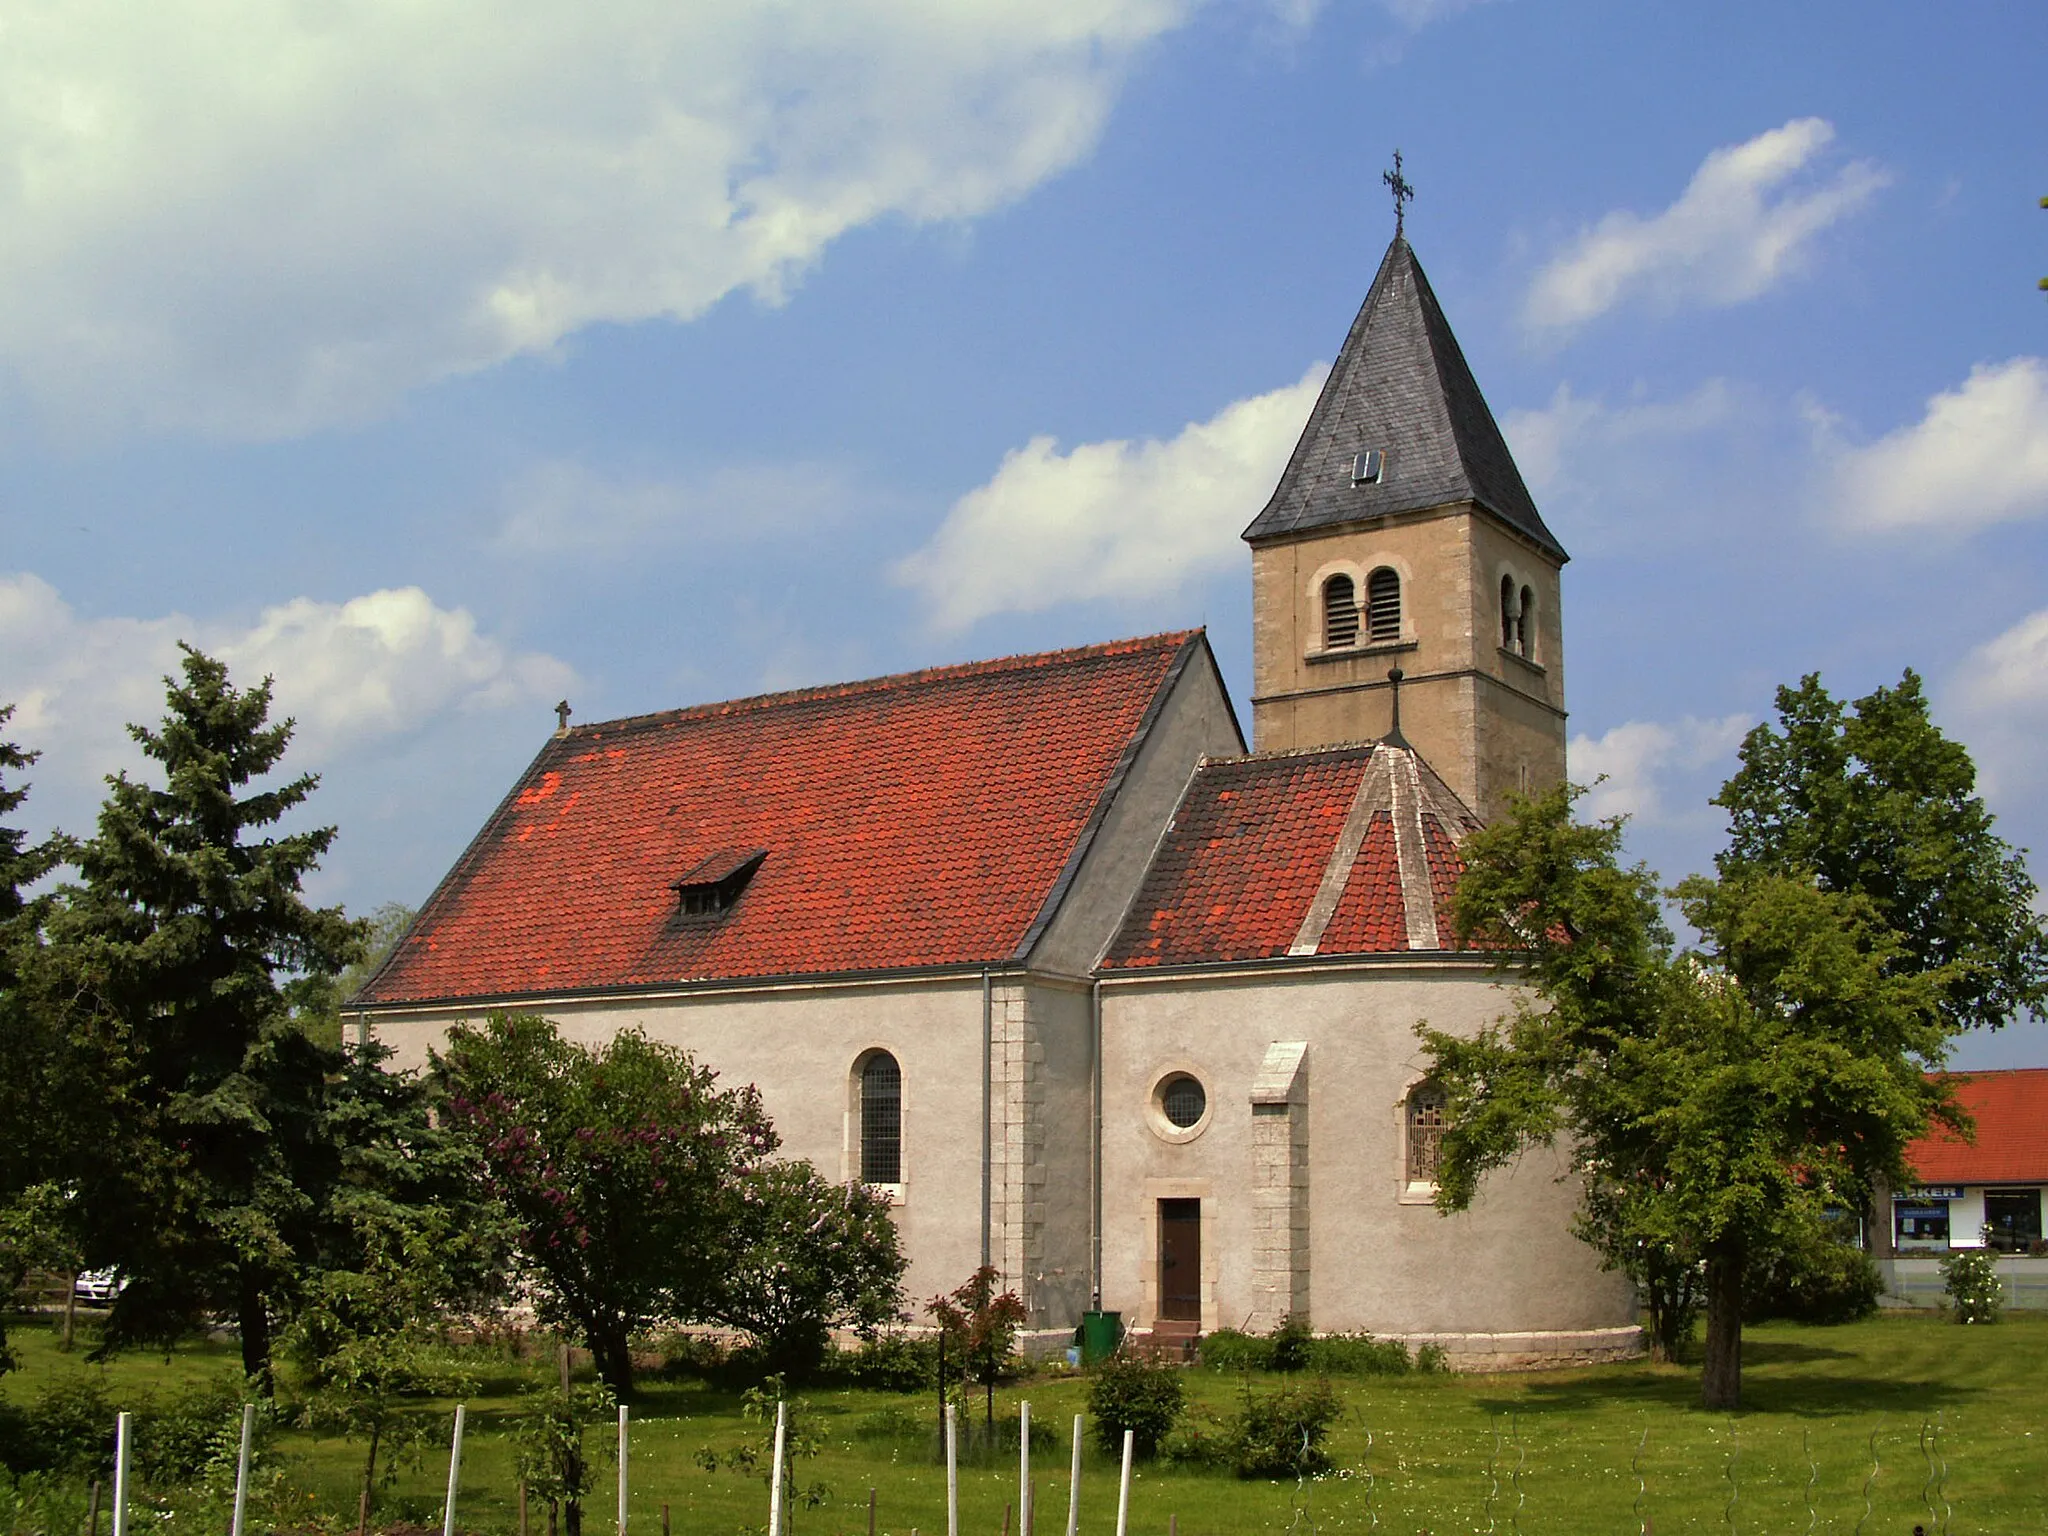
[1098,962,1639,1343]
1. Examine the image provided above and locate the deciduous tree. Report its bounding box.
[436,1013,778,1398]
[704,1159,905,1379]
[1423,784,1957,1411]
[1715,669,2048,1033]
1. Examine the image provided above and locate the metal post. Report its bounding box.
[945,1403,959,1536]
[1114,1429,1133,1536]
[619,1403,630,1536]
[981,970,993,1269]
[442,1404,466,1536]
[111,1412,130,1536]
[769,1398,788,1536]
[230,1402,255,1536]
[1019,1401,1031,1536]
[1066,1416,1083,1536]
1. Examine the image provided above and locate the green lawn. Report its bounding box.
[4,1312,2045,1534]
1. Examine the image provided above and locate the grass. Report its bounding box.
[4,1311,2047,1534]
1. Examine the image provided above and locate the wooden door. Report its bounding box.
[1157,1198,1202,1322]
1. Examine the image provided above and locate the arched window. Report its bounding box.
[859,1051,902,1185]
[1405,1082,1446,1185]
[1517,585,1535,659]
[1500,575,1517,650]
[1366,567,1401,643]
[1322,574,1359,648]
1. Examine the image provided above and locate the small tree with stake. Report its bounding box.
[927,1265,1026,1434]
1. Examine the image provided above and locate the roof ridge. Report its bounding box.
[1202,740,1382,767]
[563,630,1202,738]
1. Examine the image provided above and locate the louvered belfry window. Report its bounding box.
[1366,567,1402,643]
[1501,575,1517,650]
[1407,1083,1446,1183]
[860,1052,903,1185]
[1323,574,1359,648]
[1517,585,1535,658]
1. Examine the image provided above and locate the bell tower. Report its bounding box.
[1242,229,1569,824]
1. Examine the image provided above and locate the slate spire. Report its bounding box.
[1242,238,1566,561]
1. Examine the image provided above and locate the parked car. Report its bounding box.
[73,1269,125,1304]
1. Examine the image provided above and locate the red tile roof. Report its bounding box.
[1908,1069,2048,1185]
[1101,741,1482,969]
[358,633,1206,1004]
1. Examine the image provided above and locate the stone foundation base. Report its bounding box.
[1394,1325,1646,1371]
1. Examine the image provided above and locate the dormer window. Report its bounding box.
[671,848,767,918]
[1351,448,1384,486]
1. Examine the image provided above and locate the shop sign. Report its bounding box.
[1903,1186,1963,1200]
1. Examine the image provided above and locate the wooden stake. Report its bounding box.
[946,1404,959,1536]
[519,1481,530,1536]
[868,1488,878,1536]
[230,1403,255,1536]
[1001,1505,1011,1536]
[111,1411,131,1536]
[769,1398,789,1536]
[1065,1417,1082,1536]
[85,1479,100,1536]
[619,1403,631,1536]
[661,1503,671,1536]
[441,1404,466,1536]
[62,1273,77,1351]
[1114,1430,1134,1536]
[1169,1517,1177,1536]
[1018,1402,1030,1536]
[357,1471,371,1536]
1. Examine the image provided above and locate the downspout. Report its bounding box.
[980,969,993,1271]
[1090,977,1103,1308]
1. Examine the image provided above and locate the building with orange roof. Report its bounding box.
[354,233,1642,1365]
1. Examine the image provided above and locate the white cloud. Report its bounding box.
[1568,714,1751,825]
[0,575,573,819]
[895,365,1325,630]
[1524,119,1886,335]
[1823,359,2048,534]
[0,0,1196,438]
[1948,608,2048,810]
[1504,379,1742,500]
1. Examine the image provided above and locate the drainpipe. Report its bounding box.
[1090,977,1103,1308]
[980,969,993,1271]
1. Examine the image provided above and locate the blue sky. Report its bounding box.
[3,0,2045,1064]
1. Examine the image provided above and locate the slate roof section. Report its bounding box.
[1101,740,1485,969]
[1908,1069,2048,1185]
[356,632,1209,1005]
[1242,237,1566,560]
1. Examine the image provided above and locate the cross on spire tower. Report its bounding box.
[1382,150,1414,240]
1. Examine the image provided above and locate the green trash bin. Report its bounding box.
[1080,1309,1122,1364]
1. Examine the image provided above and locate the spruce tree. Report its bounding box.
[0,707,69,1375]
[47,647,363,1385]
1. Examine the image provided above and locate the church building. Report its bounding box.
[355,232,1641,1367]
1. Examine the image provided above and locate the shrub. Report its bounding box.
[1942,1247,2004,1324]
[1225,1379,1340,1480]
[133,1377,248,1484]
[1197,1329,1270,1372]
[1744,1226,1883,1325]
[1414,1342,1451,1374]
[1159,1411,1231,1470]
[1268,1315,1313,1373]
[1088,1351,1185,1458]
[835,1332,939,1393]
[0,1373,114,1479]
[1308,1331,1414,1376]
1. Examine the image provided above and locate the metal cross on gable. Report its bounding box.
[1383,150,1414,239]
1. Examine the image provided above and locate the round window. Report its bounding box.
[1159,1074,1207,1130]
